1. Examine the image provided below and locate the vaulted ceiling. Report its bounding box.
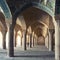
[21,7,54,37]
[6,0,54,37]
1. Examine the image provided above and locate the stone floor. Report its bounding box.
[0,45,55,60]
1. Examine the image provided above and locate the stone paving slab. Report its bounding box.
[0,55,55,60]
[0,45,55,60]
[0,50,55,60]
[14,51,54,57]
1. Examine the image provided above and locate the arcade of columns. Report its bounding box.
[0,12,60,60]
[0,0,60,60]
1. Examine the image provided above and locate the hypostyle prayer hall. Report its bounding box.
[0,0,60,60]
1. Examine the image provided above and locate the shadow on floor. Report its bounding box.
[14,54,55,57]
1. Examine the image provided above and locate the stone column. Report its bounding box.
[55,20,60,60]
[14,32,17,47]
[49,29,53,51]
[22,30,27,50]
[32,35,34,47]
[45,35,49,48]
[27,34,30,47]
[33,37,34,46]
[35,37,37,45]
[29,34,32,48]
[33,36,35,46]
[45,37,46,47]
[34,35,37,46]
[21,36,22,47]
[14,30,16,47]
[8,24,14,57]
[2,31,6,49]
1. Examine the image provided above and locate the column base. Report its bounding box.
[22,47,26,51]
[7,54,14,57]
[3,47,6,49]
[8,51,14,57]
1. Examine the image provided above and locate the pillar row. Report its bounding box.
[27,33,34,48]
[14,31,17,47]
[32,35,34,47]
[49,29,54,51]
[45,35,49,48]
[55,20,60,60]
[22,30,27,50]
[2,31,6,49]
[29,34,32,48]
[7,24,14,57]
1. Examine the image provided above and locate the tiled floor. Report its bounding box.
[0,45,55,60]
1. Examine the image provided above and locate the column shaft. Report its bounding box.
[22,30,27,50]
[21,37,22,46]
[33,37,34,46]
[15,32,17,47]
[2,31,6,49]
[32,35,34,47]
[49,29,53,51]
[30,34,32,48]
[55,20,60,60]
[45,35,49,48]
[8,24,14,57]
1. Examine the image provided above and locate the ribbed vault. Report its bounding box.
[5,0,55,39]
[21,7,54,37]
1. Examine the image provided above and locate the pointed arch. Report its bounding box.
[13,2,55,29]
